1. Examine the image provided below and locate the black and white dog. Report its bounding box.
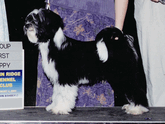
[24,8,149,115]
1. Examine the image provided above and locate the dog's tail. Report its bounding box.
[96,27,138,63]
[96,27,124,63]
[96,38,109,63]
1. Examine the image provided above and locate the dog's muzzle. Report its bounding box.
[24,23,38,43]
[24,23,34,32]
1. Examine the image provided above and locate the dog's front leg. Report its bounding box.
[46,84,78,114]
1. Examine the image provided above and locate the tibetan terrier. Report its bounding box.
[24,8,148,115]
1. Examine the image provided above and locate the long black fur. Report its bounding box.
[24,8,148,110]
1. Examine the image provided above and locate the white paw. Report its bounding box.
[46,103,54,112]
[122,103,149,115]
[46,103,72,115]
[46,84,78,115]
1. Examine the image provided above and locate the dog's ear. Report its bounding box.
[36,9,65,43]
[37,9,66,48]
[38,9,46,23]
[38,9,64,29]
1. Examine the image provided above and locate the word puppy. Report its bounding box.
[24,8,149,115]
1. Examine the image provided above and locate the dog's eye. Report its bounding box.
[25,24,32,29]
[25,24,35,31]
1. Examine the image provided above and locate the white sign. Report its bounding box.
[0,42,24,110]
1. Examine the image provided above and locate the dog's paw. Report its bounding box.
[122,103,149,115]
[46,103,72,115]
[46,103,54,112]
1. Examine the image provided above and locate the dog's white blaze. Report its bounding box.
[78,78,89,84]
[46,84,78,114]
[53,27,66,49]
[39,41,59,83]
[96,38,108,63]
[27,27,38,43]
[122,102,149,115]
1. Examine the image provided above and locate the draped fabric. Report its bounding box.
[48,0,115,19]
[0,0,9,42]
[135,0,165,106]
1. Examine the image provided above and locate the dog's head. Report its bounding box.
[24,8,64,44]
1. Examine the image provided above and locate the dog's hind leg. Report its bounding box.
[108,74,149,115]
[121,86,149,115]
[46,84,78,114]
[122,102,149,115]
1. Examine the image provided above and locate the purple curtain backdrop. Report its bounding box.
[48,0,115,19]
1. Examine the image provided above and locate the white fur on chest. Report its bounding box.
[39,42,59,84]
